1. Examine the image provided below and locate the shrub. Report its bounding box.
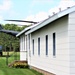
[12,62,29,68]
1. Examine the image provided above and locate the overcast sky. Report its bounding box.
[0,0,75,25]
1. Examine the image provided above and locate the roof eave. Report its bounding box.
[16,24,37,37]
[25,6,75,35]
[16,29,26,37]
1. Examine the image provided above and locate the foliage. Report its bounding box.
[0,24,28,51]
[0,56,43,75]
[2,24,28,31]
[12,61,29,68]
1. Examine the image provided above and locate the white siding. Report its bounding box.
[20,34,27,61]
[69,11,75,75]
[28,15,70,75]
[28,34,32,64]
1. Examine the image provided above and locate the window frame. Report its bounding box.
[53,33,56,56]
[46,35,48,56]
[32,39,34,55]
[38,37,40,56]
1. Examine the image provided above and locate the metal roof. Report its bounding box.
[0,29,19,36]
[16,6,75,37]
[0,24,18,36]
[16,23,42,37]
[25,6,75,35]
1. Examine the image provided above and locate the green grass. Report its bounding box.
[0,52,43,75]
[3,51,20,64]
[8,52,20,64]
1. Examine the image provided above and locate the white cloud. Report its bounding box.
[25,12,48,22]
[49,0,75,16]
[0,15,4,24]
[0,0,13,11]
[3,0,75,25]
[7,15,35,25]
[26,15,35,21]
[8,12,49,26]
[59,0,75,9]
[0,0,13,19]
[34,12,48,22]
[0,0,18,24]
[0,16,3,21]
[26,0,75,23]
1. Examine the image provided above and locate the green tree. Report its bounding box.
[0,24,28,51]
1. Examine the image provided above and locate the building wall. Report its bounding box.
[27,34,32,64]
[20,34,27,61]
[28,15,70,75]
[69,11,75,75]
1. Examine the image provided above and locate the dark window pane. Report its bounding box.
[38,38,40,55]
[32,39,34,55]
[53,33,56,56]
[46,35,48,55]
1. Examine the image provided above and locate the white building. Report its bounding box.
[16,6,75,75]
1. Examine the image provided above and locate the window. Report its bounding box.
[29,34,30,50]
[38,38,40,55]
[28,35,31,57]
[53,33,56,56]
[26,36,27,50]
[32,39,34,55]
[23,36,25,51]
[46,35,48,55]
[20,37,22,50]
[22,36,23,51]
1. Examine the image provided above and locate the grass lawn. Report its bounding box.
[0,52,43,75]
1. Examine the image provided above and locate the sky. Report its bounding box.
[0,0,75,25]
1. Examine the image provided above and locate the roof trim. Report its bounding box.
[16,28,28,37]
[16,24,38,37]
[25,6,75,35]
[0,29,19,36]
